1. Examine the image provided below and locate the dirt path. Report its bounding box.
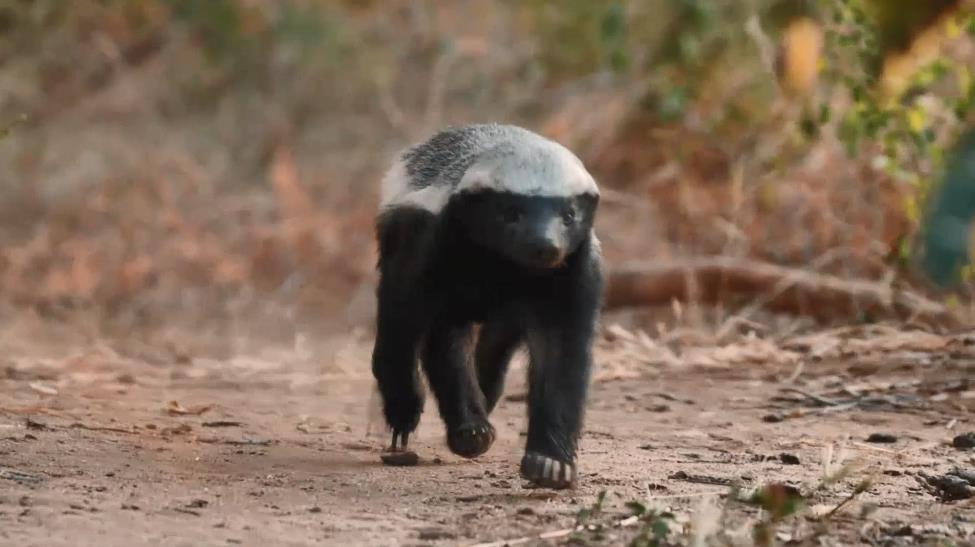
[2,327,974,546]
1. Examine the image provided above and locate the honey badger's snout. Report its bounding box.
[529,239,562,265]
[524,218,567,267]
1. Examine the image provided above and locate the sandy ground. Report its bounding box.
[2,322,975,547]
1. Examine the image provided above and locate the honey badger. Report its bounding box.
[372,123,603,488]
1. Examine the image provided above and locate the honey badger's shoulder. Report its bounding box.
[378,124,598,214]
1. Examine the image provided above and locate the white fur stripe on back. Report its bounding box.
[379,157,451,213]
[378,124,599,213]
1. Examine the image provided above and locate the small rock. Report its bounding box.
[950,468,975,483]
[187,499,208,509]
[952,432,975,449]
[921,472,975,501]
[866,433,898,444]
[646,404,671,413]
[762,414,784,423]
[779,453,801,465]
[381,450,419,467]
[888,524,914,537]
[517,507,535,516]
[308,506,322,514]
[432,457,443,465]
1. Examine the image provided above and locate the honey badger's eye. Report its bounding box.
[501,206,522,224]
[561,207,576,225]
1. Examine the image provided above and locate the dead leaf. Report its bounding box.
[166,400,213,416]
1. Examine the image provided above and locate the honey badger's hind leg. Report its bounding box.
[421,321,495,458]
[475,318,523,414]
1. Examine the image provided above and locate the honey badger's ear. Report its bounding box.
[578,191,599,211]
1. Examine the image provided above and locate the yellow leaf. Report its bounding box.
[945,13,962,38]
[776,17,823,96]
[907,108,926,133]
[904,195,919,222]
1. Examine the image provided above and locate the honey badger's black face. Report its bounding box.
[451,190,598,269]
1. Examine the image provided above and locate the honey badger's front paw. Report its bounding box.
[447,421,495,459]
[520,452,576,489]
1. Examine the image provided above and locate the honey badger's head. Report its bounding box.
[449,141,599,270]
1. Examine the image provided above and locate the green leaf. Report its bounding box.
[650,517,670,540]
[819,103,832,124]
[625,500,647,516]
[609,48,630,73]
[600,2,626,42]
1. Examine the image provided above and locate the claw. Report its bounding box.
[446,421,495,459]
[520,452,576,489]
[389,430,410,452]
[381,430,419,467]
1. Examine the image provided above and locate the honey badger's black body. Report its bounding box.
[372,124,603,488]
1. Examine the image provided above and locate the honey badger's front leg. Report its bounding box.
[520,248,602,489]
[420,320,496,458]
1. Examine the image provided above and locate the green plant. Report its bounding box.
[807,1,975,266]
[739,483,805,546]
[625,501,676,547]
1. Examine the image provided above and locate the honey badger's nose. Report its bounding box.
[531,240,563,265]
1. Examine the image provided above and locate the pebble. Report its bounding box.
[779,453,801,465]
[952,432,975,449]
[380,450,419,467]
[866,433,898,444]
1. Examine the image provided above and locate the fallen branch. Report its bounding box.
[604,257,957,326]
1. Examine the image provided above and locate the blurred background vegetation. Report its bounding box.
[1,0,973,355]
